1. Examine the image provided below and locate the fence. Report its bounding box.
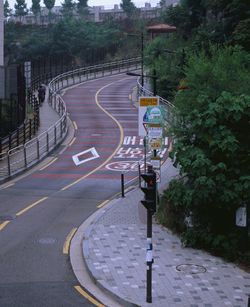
[0,94,40,155]
[0,57,141,182]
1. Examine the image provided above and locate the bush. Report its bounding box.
[159,45,250,265]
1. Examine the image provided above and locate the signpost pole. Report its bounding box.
[146,209,153,303]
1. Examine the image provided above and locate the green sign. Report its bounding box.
[143,106,163,124]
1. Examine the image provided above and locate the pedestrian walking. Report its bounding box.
[38,85,46,105]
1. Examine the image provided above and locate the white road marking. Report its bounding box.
[72,147,100,166]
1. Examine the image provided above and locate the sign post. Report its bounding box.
[140,165,156,303]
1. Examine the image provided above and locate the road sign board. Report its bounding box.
[139,96,159,136]
[143,106,163,124]
[148,138,162,150]
[147,124,163,139]
[139,97,159,107]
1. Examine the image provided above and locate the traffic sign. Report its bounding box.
[148,138,162,150]
[147,124,163,139]
[139,96,159,136]
[139,97,159,107]
[143,106,163,124]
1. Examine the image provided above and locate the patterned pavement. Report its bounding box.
[82,159,250,307]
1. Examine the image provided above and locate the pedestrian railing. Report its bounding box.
[0,57,141,182]
[0,94,40,154]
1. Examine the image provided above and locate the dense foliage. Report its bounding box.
[152,0,250,265]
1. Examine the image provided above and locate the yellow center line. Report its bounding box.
[16,197,48,216]
[0,221,10,231]
[68,137,76,147]
[73,121,78,130]
[97,199,110,208]
[74,285,105,307]
[63,227,77,254]
[39,158,58,171]
[61,79,125,191]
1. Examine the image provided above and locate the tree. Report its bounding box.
[159,46,250,259]
[120,0,137,17]
[77,0,88,16]
[31,0,41,18]
[43,0,55,11]
[14,0,28,21]
[61,0,75,17]
[232,18,250,51]
[4,0,12,18]
[43,0,55,23]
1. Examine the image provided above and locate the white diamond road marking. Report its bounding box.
[72,147,99,166]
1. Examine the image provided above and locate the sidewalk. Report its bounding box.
[0,89,62,182]
[36,89,60,135]
[71,158,250,307]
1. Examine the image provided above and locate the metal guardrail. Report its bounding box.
[0,57,141,182]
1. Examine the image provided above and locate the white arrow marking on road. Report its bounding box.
[72,147,100,166]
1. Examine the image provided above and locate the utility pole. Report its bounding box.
[141,32,144,87]
[0,0,5,98]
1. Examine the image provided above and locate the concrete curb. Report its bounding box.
[70,197,137,307]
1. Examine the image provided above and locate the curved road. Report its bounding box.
[0,74,168,306]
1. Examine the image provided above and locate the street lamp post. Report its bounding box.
[141,32,144,88]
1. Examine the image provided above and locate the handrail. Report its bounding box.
[0,57,141,182]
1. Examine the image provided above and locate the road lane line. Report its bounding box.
[73,121,78,130]
[16,197,48,216]
[39,158,58,171]
[0,221,10,231]
[61,79,125,191]
[74,285,105,307]
[68,137,76,147]
[0,183,14,190]
[97,199,110,208]
[63,227,77,254]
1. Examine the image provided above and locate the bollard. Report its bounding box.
[121,173,125,198]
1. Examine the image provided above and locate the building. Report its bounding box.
[7,1,179,26]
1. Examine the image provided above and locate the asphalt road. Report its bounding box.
[0,73,158,306]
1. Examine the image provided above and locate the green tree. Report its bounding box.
[31,0,41,18]
[14,0,28,21]
[120,0,137,17]
[77,0,88,16]
[159,46,250,259]
[43,0,55,23]
[61,0,75,17]
[4,0,12,17]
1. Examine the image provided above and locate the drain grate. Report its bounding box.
[176,264,206,274]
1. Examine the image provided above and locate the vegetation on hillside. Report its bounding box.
[154,0,250,266]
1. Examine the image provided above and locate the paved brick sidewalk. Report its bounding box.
[82,159,250,307]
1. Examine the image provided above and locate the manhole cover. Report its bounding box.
[0,215,15,221]
[38,238,56,245]
[176,264,206,274]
